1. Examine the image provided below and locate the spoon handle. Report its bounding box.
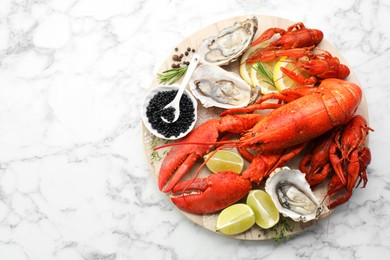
[175,54,200,101]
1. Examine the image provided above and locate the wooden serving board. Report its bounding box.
[142,15,368,240]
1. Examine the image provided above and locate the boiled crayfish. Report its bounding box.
[246,22,323,63]
[156,78,369,214]
[301,115,372,209]
[245,22,349,85]
[250,22,323,49]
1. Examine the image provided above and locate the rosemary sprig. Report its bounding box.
[157,66,188,85]
[253,62,275,88]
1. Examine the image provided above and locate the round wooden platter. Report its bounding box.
[142,15,368,240]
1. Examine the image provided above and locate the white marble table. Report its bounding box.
[0,0,389,259]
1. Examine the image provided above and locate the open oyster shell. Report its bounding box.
[198,16,258,66]
[189,64,252,109]
[265,167,327,222]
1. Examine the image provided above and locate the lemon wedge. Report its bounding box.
[246,190,280,229]
[273,56,309,92]
[204,150,244,174]
[216,204,255,235]
[250,60,279,94]
[239,43,269,86]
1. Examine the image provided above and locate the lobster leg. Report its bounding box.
[328,150,360,209]
[220,86,318,117]
[355,147,371,188]
[242,143,306,185]
[306,164,332,187]
[280,67,317,85]
[170,171,252,214]
[300,129,338,185]
[250,28,287,47]
[246,46,314,63]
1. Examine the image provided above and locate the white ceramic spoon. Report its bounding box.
[161,54,200,123]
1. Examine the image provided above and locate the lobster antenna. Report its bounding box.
[153,139,240,151]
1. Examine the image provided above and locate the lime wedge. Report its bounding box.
[216,204,255,235]
[204,150,244,174]
[246,190,280,229]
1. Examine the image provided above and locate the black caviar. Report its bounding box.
[146,90,195,138]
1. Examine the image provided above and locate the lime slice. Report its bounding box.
[246,190,280,229]
[204,150,244,174]
[239,43,269,86]
[273,56,309,92]
[216,204,255,235]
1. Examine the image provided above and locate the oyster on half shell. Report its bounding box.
[198,16,258,66]
[189,64,252,109]
[265,167,327,222]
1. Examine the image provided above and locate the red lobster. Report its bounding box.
[300,115,373,209]
[246,22,349,84]
[247,22,323,63]
[156,79,363,214]
[247,47,350,85]
[250,22,323,49]
[327,115,372,208]
[280,50,350,85]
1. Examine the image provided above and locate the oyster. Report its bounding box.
[198,16,258,66]
[265,167,327,222]
[189,64,251,108]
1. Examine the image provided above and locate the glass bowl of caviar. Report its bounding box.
[142,85,198,140]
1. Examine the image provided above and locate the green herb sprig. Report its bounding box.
[257,217,295,243]
[150,136,167,164]
[270,217,295,244]
[157,66,188,85]
[253,62,275,88]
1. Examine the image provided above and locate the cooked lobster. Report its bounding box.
[250,22,323,49]
[156,79,366,214]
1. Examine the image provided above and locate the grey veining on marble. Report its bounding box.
[0,0,389,259]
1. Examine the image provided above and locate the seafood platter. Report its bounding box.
[141,15,372,241]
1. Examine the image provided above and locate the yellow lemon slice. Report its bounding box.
[246,190,280,229]
[216,204,255,235]
[239,43,269,86]
[273,56,309,92]
[204,150,244,174]
[250,59,279,94]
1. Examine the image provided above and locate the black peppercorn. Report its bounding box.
[172,54,180,61]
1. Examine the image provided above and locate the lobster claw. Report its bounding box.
[158,115,264,193]
[170,171,252,214]
[158,119,220,192]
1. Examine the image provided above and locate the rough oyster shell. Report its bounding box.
[198,16,258,66]
[265,167,327,222]
[189,64,252,109]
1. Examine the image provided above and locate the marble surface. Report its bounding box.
[0,0,389,259]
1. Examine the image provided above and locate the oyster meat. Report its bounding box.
[189,64,252,108]
[198,16,258,66]
[265,167,327,222]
